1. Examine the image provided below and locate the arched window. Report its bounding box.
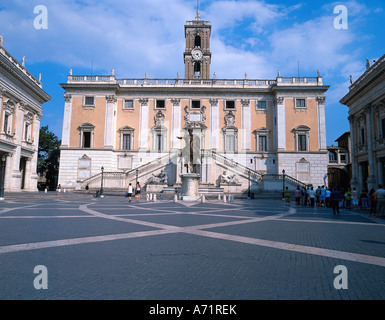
[194,62,201,78]
[194,35,201,48]
[329,151,337,163]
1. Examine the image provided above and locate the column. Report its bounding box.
[276,97,286,151]
[3,153,12,191]
[29,113,42,191]
[104,95,117,148]
[210,99,219,150]
[23,158,32,191]
[0,86,3,118]
[171,99,181,151]
[10,103,25,191]
[241,99,251,152]
[317,96,327,151]
[377,160,384,186]
[349,115,359,188]
[365,105,377,189]
[138,98,149,151]
[61,94,72,146]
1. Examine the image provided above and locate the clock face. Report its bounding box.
[192,48,203,60]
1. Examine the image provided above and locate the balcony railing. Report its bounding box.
[67,74,325,87]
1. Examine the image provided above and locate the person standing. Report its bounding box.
[316,186,321,207]
[295,186,301,205]
[284,187,291,204]
[330,187,341,215]
[135,182,141,202]
[360,189,369,210]
[325,188,331,207]
[85,184,89,194]
[57,184,61,196]
[351,187,359,210]
[319,186,326,207]
[369,188,377,217]
[344,189,351,209]
[375,184,385,217]
[308,187,316,207]
[126,183,133,202]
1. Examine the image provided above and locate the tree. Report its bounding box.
[38,126,61,190]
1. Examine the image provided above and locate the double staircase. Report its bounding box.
[78,151,307,193]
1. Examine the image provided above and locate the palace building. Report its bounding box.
[58,10,329,194]
[340,55,385,192]
[0,37,51,194]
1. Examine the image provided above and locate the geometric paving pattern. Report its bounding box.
[1,196,384,300]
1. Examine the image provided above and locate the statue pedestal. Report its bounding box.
[146,183,168,193]
[180,173,201,201]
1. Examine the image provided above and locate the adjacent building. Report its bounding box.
[58,11,329,193]
[0,39,51,193]
[327,131,351,190]
[340,54,385,192]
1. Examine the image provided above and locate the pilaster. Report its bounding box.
[104,95,117,148]
[61,94,72,146]
[241,99,251,152]
[210,99,219,150]
[317,96,327,151]
[138,98,149,151]
[275,97,286,151]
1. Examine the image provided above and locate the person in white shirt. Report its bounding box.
[126,183,133,202]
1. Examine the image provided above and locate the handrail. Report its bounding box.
[79,153,172,187]
[210,151,263,181]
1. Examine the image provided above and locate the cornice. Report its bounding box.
[0,53,51,103]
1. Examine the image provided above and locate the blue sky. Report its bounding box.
[0,0,384,145]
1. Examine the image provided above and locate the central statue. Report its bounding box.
[181,127,200,174]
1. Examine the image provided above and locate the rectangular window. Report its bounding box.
[3,114,9,133]
[85,96,95,106]
[381,118,385,138]
[361,128,365,145]
[226,135,235,152]
[257,101,267,110]
[259,136,268,152]
[225,101,235,110]
[296,99,306,108]
[156,134,163,152]
[298,134,307,151]
[156,100,165,109]
[192,100,201,109]
[24,123,29,141]
[122,134,131,150]
[83,132,91,148]
[123,100,134,110]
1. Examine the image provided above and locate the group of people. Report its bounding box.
[290,184,385,217]
[293,185,331,208]
[125,182,142,202]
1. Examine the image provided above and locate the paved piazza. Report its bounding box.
[0,194,384,300]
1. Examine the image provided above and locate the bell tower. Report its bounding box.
[184,2,212,79]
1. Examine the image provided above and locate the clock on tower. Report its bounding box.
[184,8,212,79]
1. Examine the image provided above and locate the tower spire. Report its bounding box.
[196,0,200,20]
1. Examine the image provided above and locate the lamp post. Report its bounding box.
[247,170,251,199]
[282,169,286,200]
[100,166,104,197]
[135,168,139,188]
[0,155,6,200]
